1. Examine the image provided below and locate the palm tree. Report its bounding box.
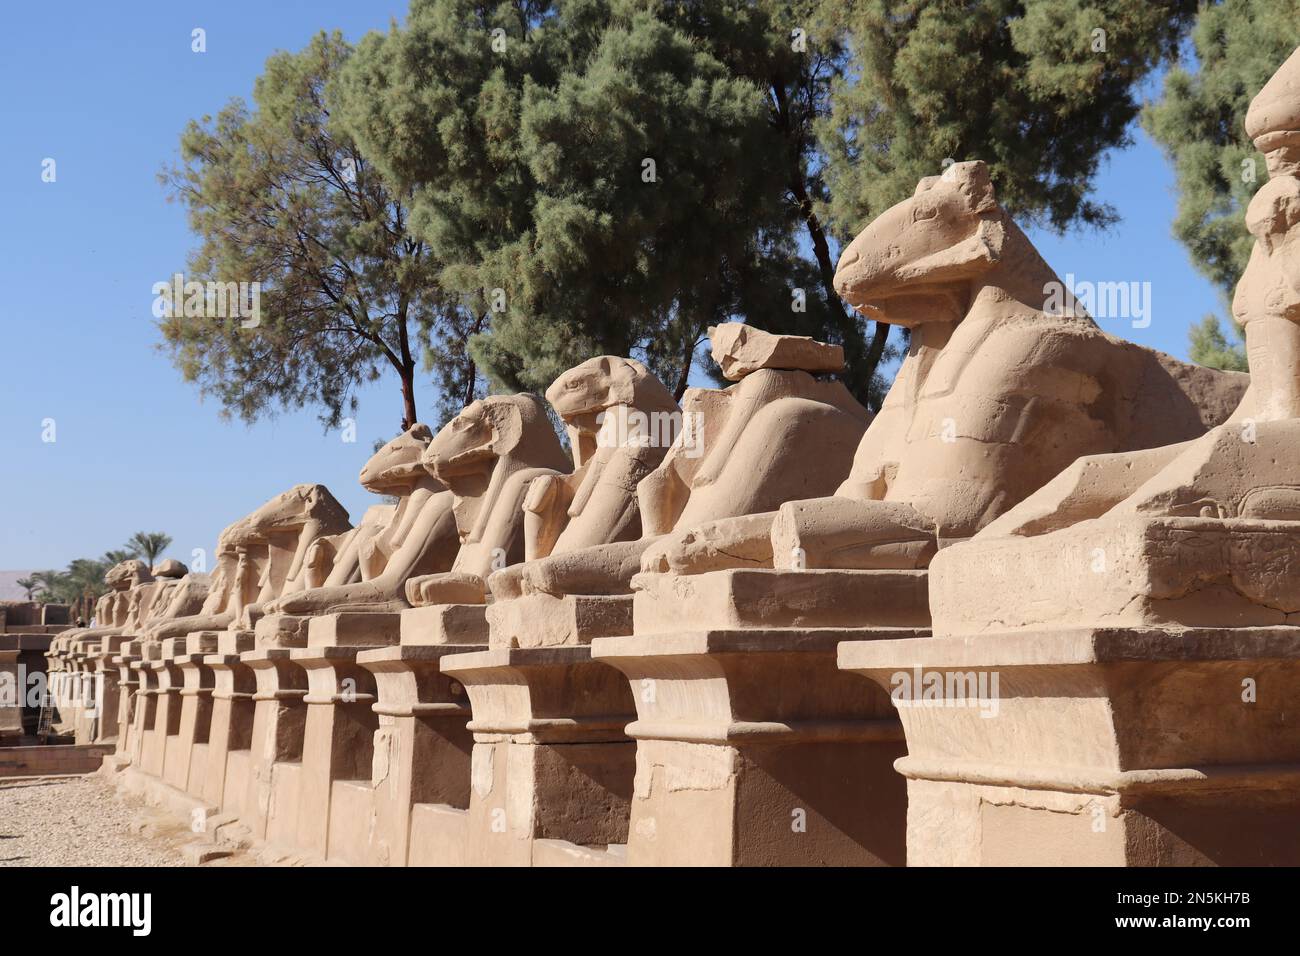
[15,576,40,601]
[124,532,172,568]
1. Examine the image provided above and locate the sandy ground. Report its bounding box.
[0,775,196,867]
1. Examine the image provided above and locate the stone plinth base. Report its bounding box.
[632,568,930,633]
[839,626,1300,866]
[441,645,636,866]
[254,615,310,649]
[355,644,481,865]
[592,625,916,866]
[931,516,1300,638]
[307,612,401,648]
[400,604,489,646]
[487,593,633,648]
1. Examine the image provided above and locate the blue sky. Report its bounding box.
[0,1,1228,571]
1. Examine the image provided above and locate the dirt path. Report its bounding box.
[0,775,195,867]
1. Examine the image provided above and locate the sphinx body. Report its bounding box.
[930,66,1300,635]
[265,424,460,615]
[491,324,872,606]
[486,356,680,604]
[404,394,573,607]
[140,484,351,642]
[648,161,1246,577]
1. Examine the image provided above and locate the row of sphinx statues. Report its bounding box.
[46,46,1300,867]
[58,149,1256,652]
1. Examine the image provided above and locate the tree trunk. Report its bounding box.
[399,363,417,432]
[771,80,889,410]
[671,329,700,402]
[395,307,418,431]
[462,356,477,407]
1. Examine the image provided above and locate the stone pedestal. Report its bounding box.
[112,644,142,760]
[280,612,401,861]
[440,644,636,866]
[165,633,222,794]
[586,568,928,866]
[201,632,257,810]
[840,626,1300,866]
[592,628,912,866]
[90,636,127,744]
[69,651,96,743]
[241,649,308,842]
[0,644,20,741]
[356,644,478,865]
[140,650,183,779]
[128,643,165,771]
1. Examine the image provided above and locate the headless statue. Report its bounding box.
[138,525,247,642]
[511,324,872,596]
[264,424,460,614]
[146,559,211,625]
[489,356,680,601]
[650,161,1246,576]
[405,394,573,607]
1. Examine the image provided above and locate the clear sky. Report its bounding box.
[0,1,1227,572]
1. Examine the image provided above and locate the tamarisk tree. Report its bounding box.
[160,31,476,430]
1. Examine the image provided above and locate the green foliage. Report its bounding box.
[160,31,474,430]
[338,0,1197,410]
[1143,0,1300,296]
[820,0,1198,237]
[32,560,113,606]
[30,531,172,605]
[126,532,173,566]
[165,0,1204,420]
[338,0,851,402]
[1188,313,1249,371]
[15,577,41,601]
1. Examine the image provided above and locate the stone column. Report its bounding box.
[129,643,166,771]
[240,649,308,842]
[589,567,925,866]
[357,643,478,866]
[441,643,636,867]
[166,633,222,794]
[841,627,1300,866]
[90,636,126,744]
[201,634,257,811]
[112,643,143,762]
[289,611,402,862]
[141,648,183,779]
